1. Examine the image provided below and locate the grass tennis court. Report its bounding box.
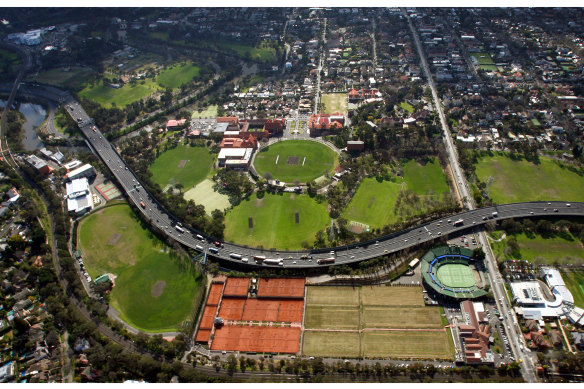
[306,286,360,306]
[361,330,452,359]
[157,62,201,89]
[342,178,402,228]
[224,192,329,250]
[362,307,443,329]
[321,93,348,115]
[302,331,360,358]
[304,305,360,330]
[475,154,584,203]
[360,285,425,307]
[253,140,338,183]
[78,204,203,332]
[435,263,476,288]
[149,144,214,191]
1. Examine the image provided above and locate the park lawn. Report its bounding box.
[157,62,201,89]
[560,270,584,308]
[32,66,94,89]
[361,330,452,359]
[191,105,218,119]
[78,204,202,332]
[183,178,230,216]
[302,331,360,358]
[475,154,584,203]
[79,78,161,108]
[470,52,494,65]
[342,178,402,228]
[491,231,584,265]
[149,144,214,191]
[224,193,330,250]
[254,140,338,183]
[399,101,414,113]
[403,158,449,195]
[321,93,348,114]
[212,40,279,63]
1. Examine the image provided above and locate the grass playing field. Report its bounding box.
[303,285,452,359]
[77,204,203,332]
[149,144,214,191]
[470,52,498,71]
[403,158,449,195]
[491,231,584,265]
[475,154,584,203]
[31,66,94,89]
[79,78,161,108]
[435,264,476,288]
[320,93,348,115]
[224,192,330,250]
[302,331,360,358]
[191,105,218,119]
[560,270,584,307]
[157,62,201,89]
[253,140,338,183]
[361,330,452,359]
[342,178,403,228]
[183,178,230,216]
[399,101,414,113]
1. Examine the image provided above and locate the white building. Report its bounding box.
[64,164,95,182]
[218,148,253,169]
[66,178,89,199]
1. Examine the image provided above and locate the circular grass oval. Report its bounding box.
[224,192,330,250]
[77,203,203,332]
[253,140,338,183]
[149,144,214,192]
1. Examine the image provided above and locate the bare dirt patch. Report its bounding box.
[107,233,122,246]
[287,156,300,165]
[367,196,376,208]
[349,224,364,234]
[151,281,166,298]
[177,160,188,168]
[255,198,264,207]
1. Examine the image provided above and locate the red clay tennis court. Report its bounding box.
[257,278,305,298]
[223,277,250,297]
[241,299,280,322]
[195,329,211,343]
[207,283,223,306]
[211,326,301,354]
[277,300,304,322]
[218,298,246,320]
[200,305,218,329]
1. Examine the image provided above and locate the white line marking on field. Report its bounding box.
[275,155,279,164]
[302,157,306,166]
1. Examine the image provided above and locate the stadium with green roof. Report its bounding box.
[421,246,488,300]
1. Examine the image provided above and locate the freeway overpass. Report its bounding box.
[56,91,584,270]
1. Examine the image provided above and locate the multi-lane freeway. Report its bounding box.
[59,96,584,272]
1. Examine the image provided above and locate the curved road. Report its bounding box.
[52,94,584,270]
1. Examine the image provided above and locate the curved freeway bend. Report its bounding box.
[57,94,584,268]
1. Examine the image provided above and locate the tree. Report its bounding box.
[227,355,237,375]
[472,247,486,260]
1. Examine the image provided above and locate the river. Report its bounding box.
[0,100,46,151]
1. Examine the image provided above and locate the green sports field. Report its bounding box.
[79,78,161,108]
[560,270,584,307]
[32,66,94,89]
[435,263,476,288]
[321,93,348,115]
[475,154,584,203]
[191,105,218,119]
[403,158,449,195]
[149,144,214,191]
[183,178,230,216]
[470,52,498,71]
[302,285,453,359]
[399,101,414,113]
[253,140,338,183]
[157,62,201,89]
[224,192,330,250]
[342,178,402,228]
[78,204,203,332]
[491,231,584,265]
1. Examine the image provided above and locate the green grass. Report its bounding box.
[304,306,360,330]
[183,178,230,216]
[224,192,330,250]
[321,93,347,114]
[302,331,360,358]
[342,178,402,228]
[435,264,476,288]
[399,101,414,113]
[79,78,161,108]
[531,118,541,126]
[490,231,584,265]
[362,330,452,359]
[149,144,214,191]
[253,140,338,183]
[476,154,584,203]
[471,52,494,65]
[78,204,202,332]
[157,62,201,89]
[32,67,94,89]
[560,270,584,307]
[0,48,22,74]
[403,158,449,195]
[212,40,279,63]
[191,105,218,119]
[361,306,443,329]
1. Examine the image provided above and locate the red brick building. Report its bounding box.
[348,88,382,103]
[308,113,345,135]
